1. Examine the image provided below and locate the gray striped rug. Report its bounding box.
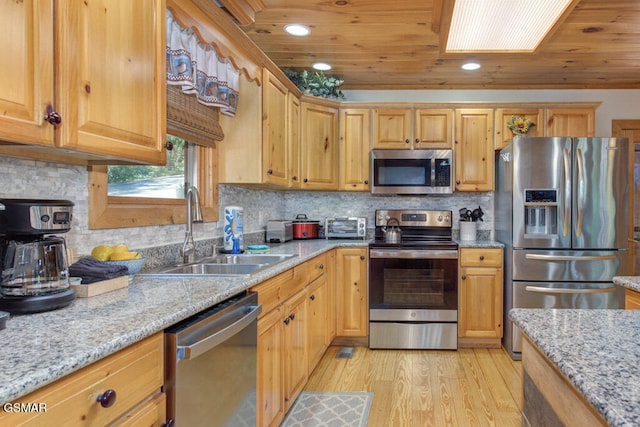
[281,391,373,427]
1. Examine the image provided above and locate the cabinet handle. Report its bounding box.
[461,275,466,280]
[284,317,290,325]
[267,169,273,175]
[415,138,420,143]
[456,180,461,185]
[97,389,117,408]
[405,139,410,144]
[162,419,175,427]
[289,313,295,321]
[318,264,324,270]
[360,255,365,260]
[44,111,62,126]
[310,294,315,301]
[292,175,297,181]
[164,140,174,151]
[364,180,369,184]
[479,255,485,260]
[304,178,308,183]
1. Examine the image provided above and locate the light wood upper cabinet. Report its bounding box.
[300,101,339,190]
[335,247,368,337]
[0,1,54,147]
[372,108,453,149]
[455,108,495,192]
[459,248,503,340]
[495,108,544,151]
[415,108,454,149]
[546,107,595,137]
[339,108,371,191]
[0,0,166,164]
[263,69,290,186]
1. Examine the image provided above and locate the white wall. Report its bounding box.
[342,89,640,136]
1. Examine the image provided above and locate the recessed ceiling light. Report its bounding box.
[446,0,576,52]
[284,24,310,37]
[461,62,481,71]
[312,62,332,71]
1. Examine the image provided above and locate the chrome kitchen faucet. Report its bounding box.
[179,186,204,264]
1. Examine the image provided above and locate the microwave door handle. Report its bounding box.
[525,286,617,294]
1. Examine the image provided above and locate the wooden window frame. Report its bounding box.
[87,145,218,229]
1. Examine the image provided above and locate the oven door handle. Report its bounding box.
[525,286,617,294]
[177,304,262,361]
[369,249,458,259]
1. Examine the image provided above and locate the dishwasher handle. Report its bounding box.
[177,304,261,361]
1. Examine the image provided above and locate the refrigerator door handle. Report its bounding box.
[525,254,618,261]
[562,147,571,237]
[576,148,585,237]
[525,285,617,295]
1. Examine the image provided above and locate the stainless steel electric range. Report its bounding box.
[369,209,459,350]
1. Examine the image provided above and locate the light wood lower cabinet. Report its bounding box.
[307,272,330,371]
[0,333,166,426]
[459,248,503,347]
[335,247,369,337]
[625,288,640,309]
[283,289,308,411]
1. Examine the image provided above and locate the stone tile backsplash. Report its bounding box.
[0,157,494,263]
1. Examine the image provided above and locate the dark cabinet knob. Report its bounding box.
[456,180,461,185]
[292,176,297,181]
[405,139,410,144]
[415,138,420,143]
[162,419,175,427]
[461,275,466,280]
[479,255,485,260]
[44,111,62,126]
[364,180,369,184]
[164,141,174,151]
[284,317,290,325]
[289,313,295,321]
[267,169,273,175]
[360,255,365,260]
[97,389,117,408]
[310,294,315,301]
[303,178,308,182]
[318,264,324,270]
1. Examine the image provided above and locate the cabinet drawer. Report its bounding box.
[114,392,166,426]
[306,252,328,283]
[0,333,164,427]
[251,267,307,316]
[460,248,502,267]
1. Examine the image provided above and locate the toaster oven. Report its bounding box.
[325,217,367,239]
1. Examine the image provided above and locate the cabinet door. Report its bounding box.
[0,1,54,147]
[306,274,329,372]
[546,108,595,137]
[339,108,371,191]
[262,69,289,186]
[300,102,339,190]
[455,108,495,192]
[335,248,368,337]
[414,109,454,149]
[56,1,165,164]
[288,93,302,188]
[495,108,544,150]
[459,266,503,338]
[372,108,412,149]
[625,289,640,310]
[283,289,307,411]
[257,306,285,427]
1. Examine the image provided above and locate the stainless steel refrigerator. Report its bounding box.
[495,137,630,360]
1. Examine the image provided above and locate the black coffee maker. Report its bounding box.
[0,199,76,314]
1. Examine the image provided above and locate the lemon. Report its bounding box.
[112,244,129,253]
[109,251,139,261]
[91,245,114,261]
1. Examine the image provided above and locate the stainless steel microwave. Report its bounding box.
[370,149,453,195]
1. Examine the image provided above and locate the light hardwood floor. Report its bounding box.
[304,346,523,427]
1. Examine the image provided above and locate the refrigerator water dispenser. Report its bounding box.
[524,190,558,236]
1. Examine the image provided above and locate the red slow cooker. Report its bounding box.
[292,214,320,239]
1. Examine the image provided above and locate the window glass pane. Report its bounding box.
[107,135,187,199]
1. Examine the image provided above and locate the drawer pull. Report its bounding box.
[318,264,324,270]
[310,294,315,301]
[97,389,117,408]
[360,255,365,260]
[461,275,466,280]
[479,255,485,260]
[289,313,295,321]
[284,317,290,325]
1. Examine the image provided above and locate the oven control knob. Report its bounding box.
[438,215,443,222]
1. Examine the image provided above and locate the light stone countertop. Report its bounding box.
[613,276,640,292]
[0,239,368,405]
[509,308,640,427]
[456,239,504,249]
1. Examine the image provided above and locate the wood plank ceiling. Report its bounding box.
[224,0,640,89]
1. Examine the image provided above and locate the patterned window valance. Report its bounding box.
[166,10,239,117]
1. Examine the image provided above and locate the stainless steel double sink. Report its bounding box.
[141,253,297,277]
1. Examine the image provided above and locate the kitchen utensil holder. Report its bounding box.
[460,221,477,241]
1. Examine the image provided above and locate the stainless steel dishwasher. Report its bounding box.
[164,292,261,426]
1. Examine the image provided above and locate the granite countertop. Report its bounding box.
[510,308,640,427]
[456,239,504,248]
[613,276,640,292]
[0,239,368,405]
